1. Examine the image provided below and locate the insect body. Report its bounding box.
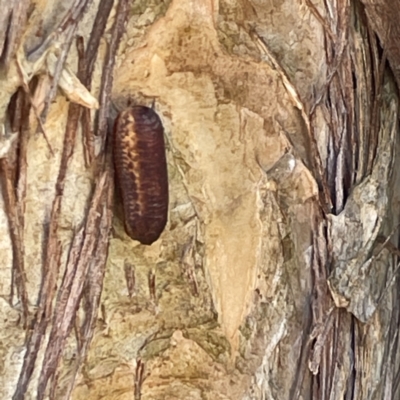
[113,106,168,245]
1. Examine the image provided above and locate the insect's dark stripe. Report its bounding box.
[113,106,168,245]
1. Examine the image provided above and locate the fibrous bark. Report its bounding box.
[0,0,399,399]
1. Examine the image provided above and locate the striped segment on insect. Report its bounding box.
[113,106,168,245]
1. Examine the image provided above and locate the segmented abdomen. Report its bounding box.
[113,106,168,245]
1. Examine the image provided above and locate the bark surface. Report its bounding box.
[0,0,399,399]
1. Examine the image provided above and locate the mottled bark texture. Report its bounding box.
[0,0,399,399]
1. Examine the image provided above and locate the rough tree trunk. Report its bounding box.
[0,0,399,399]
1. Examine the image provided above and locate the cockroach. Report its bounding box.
[113,106,168,245]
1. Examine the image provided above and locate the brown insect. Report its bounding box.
[113,106,168,245]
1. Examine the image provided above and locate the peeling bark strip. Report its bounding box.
[114,106,169,245]
[96,0,129,141]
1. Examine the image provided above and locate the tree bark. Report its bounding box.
[0,0,399,399]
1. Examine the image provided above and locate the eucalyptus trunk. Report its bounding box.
[0,0,399,399]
